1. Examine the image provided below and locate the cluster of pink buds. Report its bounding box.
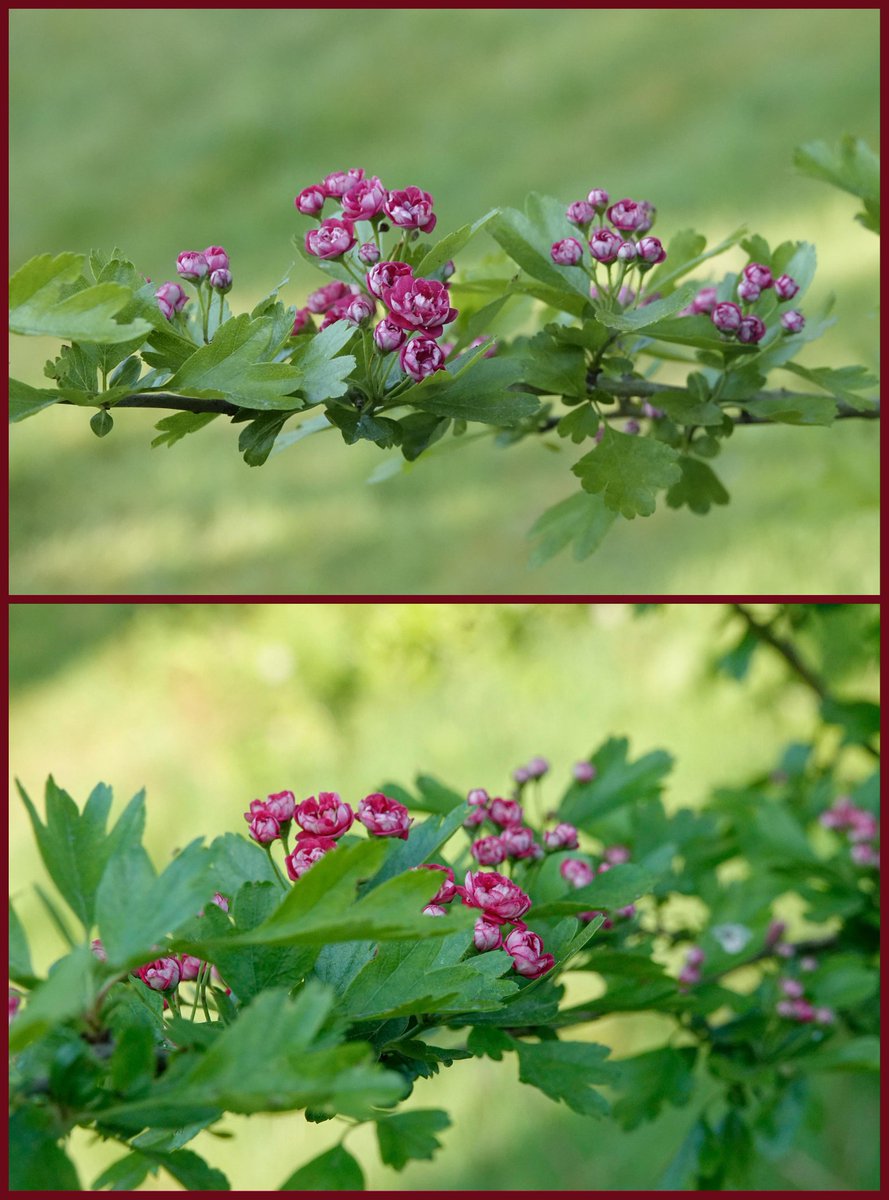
[462,788,544,863]
[678,946,706,989]
[512,756,550,785]
[820,796,879,868]
[775,977,834,1024]
[454,869,554,978]
[296,169,436,240]
[367,261,457,381]
[154,246,232,321]
[551,188,665,308]
[290,279,377,336]
[560,853,636,928]
[706,264,805,346]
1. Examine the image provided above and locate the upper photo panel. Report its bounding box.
[9,9,879,596]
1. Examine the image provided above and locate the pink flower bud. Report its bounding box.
[686,946,706,968]
[204,246,230,272]
[642,402,664,419]
[292,307,313,335]
[138,957,181,993]
[792,998,816,1022]
[814,1006,835,1025]
[780,310,806,334]
[780,978,805,999]
[743,262,773,290]
[463,806,487,829]
[179,955,203,982]
[618,286,636,306]
[551,237,584,266]
[587,188,609,210]
[9,989,21,1026]
[560,858,594,889]
[606,198,647,232]
[473,917,503,952]
[261,791,296,823]
[774,274,800,301]
[383,276,458,338]
[441,259,456,280]
[472,835,508,865]
[341,176,387,220]
[467,788,490,807]
[616,903,637,919]
[637,236,666,265]
[245,806,281,844]
[850,843,880,868]
[848,810,878,842]
[513,766,531,784]
[616,240,638,262]
[504,928,554,978]
[544,823,580,850]
[737,277,761,303]
[373,317,407,353]
[423,903,448,917]
[212,892,230,913]
[307,279,355,314]
[284,834,338,880]
[176,251,209,281]
[399,336,446,382]
[295,186,326,215]
[90,938,108,961]
[367,260,413,300]
[384,186,437,233]
[711,301,742,333]
[344,293,376,325]
[357,792,413,839]
[501,826,538,859]
[624,418,641,435]
[776,942,795,959]
[776,999,795,1017]
[489,798,524,828]
[566,200,596,226]
[737,315,767,344]
[799,956,818,972]
[420,863,457,905]
[588,226,623,263]
[527,756,549,779]
[305,217,356,260]
[765,919,786,948]
[690,286,718,315]
[295,792,354,838]
[461,870,532,923]
[636,202,656,233]
[678,965,701,987]
[209,268,232,293]
[604,845,631,865]
[154,281,189,320]
[573,761,597,782]
[322,168,365,198]
[358,242,381,266]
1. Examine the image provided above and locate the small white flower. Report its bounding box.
[712,922,752,954]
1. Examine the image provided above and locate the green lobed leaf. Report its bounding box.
[593,281,697,332]
[487,193,593,303]
[527,491,617,567]
[794,135,879,233]
[279,1144,365,1190]
[512,331,588,398]
[375,1109,451,1171]
[92,1151,154,1191]
[10,252,152,343]
[9,1107,82,1190]
[782,361,878,412]
[399,355,540,426]
[238,411,293,465]
[209,881,316,1001]
[9,377,61,422]
[289,320,357,405]
[531,862,659,918]
[571,427,681,518]
[650,388,725,426]
[207,831,279,893]
[165,313,306,410]
[415,210,498,277]
[735,391,837,426]
[10,899,37,986]
[561,737,674,828]
[151,411,220,449]
[9,946,95,1052]
[665,456,730,514]
[515,1038,615,1117]
[611,1046,697,1129]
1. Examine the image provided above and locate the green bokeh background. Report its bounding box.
[8,8,880,595]
[8,602,880,1189]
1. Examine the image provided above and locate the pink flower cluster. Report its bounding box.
[155,245,232,320]
[462,788,546,864]
[243,788,413,881]
[703,264,805,345]
[820,796,879,869]
[551,187,665,305]
[776,976,834,1025]
[512,755,550,785]
[296,169,437,240]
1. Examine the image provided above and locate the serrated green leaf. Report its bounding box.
[375,1109,451,1170]
[207,832,278,892]
[736,392,837,426]
[532,863,659,918]
[527,491,617,567]
[611,1047,697,1130]
[92,1151,154,1191]
[488,194,592,303]
[10,900,37,985]
[165,314,305,410]
[594,281,698,332]
[279,1144,365,1190]
[794,136,879,233]
[561,737,674,828]
[9,946,95,1052]
[415,210,498,277]
[571,428,681,518]
[515,1039,615,1117]
[512,331,587,398]
[399,356,539,426]
[9,377,61,421]
[289,320,357,405]
[151,410,220,448]
[10,252,152,343]
[208,881,314,1001]
[640,313,750,352]
[557,405,599,443]
[237,411,293,465]
[148,1148,231,1191]
[650,389,724,426]
[665,456,730,514]
[781,362,878,411]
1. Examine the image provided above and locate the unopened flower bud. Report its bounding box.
[504,928,554,978]
[373,317,407,353]
[211,892,230,913]
[441,259,456,280]
[399,335,446,382]
[737,277,761,303]
[814,1006,835,1025]
[711,301,742,333]
[209,268,232,293]
[292,307,313,335]
[154,281,189,320]
[737,314,767,344]
[285,834,338,880]
[551,237,584,266]
[527,756,549,779]
[690,286,718,314]
[179,955,203,982]
[743,262,773,289]
[566,200,596,226]
[9,989,21,1025]
[780,978,805,999]
[573,761,596,782]
[204,246,230,272]
[637,236,666,265]
[560,858,594,889]
[587,188,609,211]
[604,845,631,864]
[463,806,487,829]
[544,823,580,850]
[512,766,532,785]
[617,239,638,262]
[295,185,326,215]
[472,835,508,866]
[606,198,647,232]
[489,797,524,828]
[773,274,799,301]
[423,903,447,917]
[176,251,208,281]
[799,956,818,972]
[90,938,108,962]
[467,788,489,807]
[357,792,413,839]
[344,294,376,324]
[850,843,880,868]
[473,917,503,952]
[245,807,281,844]
[588,226,623,263]
[780,310,805,334]
[501,826,538,859]
[138,957,181,993]
[625,419,641,434]
[686,946,706,968]
[358,242,381,265]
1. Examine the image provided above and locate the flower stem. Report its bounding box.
[264,843,290,891]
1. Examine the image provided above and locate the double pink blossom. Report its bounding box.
[305,217,356,260]
[383,276,457,338]
[384,186,437,233]
[138,957,181,992]
[366,260,413,300]
[245,806,280,844]
[544,823,579,850]
[489,798,523,828]
[560,858,593,889]
[471,835,507,866]
[461,870,532,924]
[296,792,354,838]
[295,185,326,215]
[357,793,413,839]
[285,834,338,880]
[606,198,647,232]
[341,176,387,220]
[503,928,555,978]
[307,279,357,314]
[176,251,209,281]
[322,168,364,198]
[500,826,538,859]
[399,336,447,383]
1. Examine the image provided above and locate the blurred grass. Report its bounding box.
[8,9,880,595]
[8,602,880,1189]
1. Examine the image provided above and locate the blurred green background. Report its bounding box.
[8,9,880,595]
[8,602,880,1188]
